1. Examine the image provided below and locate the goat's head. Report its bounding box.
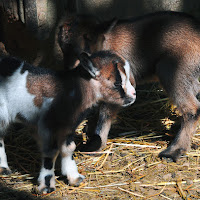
[79,51,136,107]
[59,16,116,62]
[59,15,100,55]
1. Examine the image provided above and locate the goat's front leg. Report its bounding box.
[38,151,59,193]
[84,103,119,151]
[0,138,11,175]
[61,134,85,186]
[159,111,200,161]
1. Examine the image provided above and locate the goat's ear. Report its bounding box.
[103,18,118,33]
[112,60,119,68]
[79,52,99,78]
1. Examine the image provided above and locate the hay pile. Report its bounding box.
[0,83,199,200]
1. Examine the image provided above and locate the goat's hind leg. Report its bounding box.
[0,137,11,175]
[157,59,200,161]
[0,116,11,175]
[159,109,200,161]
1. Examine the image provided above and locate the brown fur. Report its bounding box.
[59,11,200,161]
[26,74,60,107]
[101,12,200,161]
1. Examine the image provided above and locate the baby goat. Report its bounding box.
[59,11,200,161]
[0,51,136,193]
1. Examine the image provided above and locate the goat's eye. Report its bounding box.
[114,81,122,88]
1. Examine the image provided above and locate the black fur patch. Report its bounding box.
[44,158,53,170]
[75,107,95,129]
[45,175,52,187]
[66,134,74,146]
[16,113,27,123]
[81,134,102,152]
[20,61,55,76]
[0,142,2,147]
[0,167,11,175]
[114,64,125,98]
[123,96,135,106]
[186,108,200,121]
[0,57,22,77]
[0,56,55,78]
[95,109,109,135]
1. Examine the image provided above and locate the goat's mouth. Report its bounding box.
[122,96,136,107]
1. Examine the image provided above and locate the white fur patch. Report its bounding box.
[38,167,55,192]
[61,141,85,184]
[0,139,9,169]
[0,63,39,123]
[124,60,131,80]
[121,60,136,98]
[61,156,82,179]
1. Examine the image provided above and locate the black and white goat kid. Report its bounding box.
[0,51,136,193]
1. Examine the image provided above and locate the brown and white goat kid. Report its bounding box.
[59,11,200,161]
[0,51,136,193]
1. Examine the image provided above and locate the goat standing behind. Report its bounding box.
[59,11,200,161]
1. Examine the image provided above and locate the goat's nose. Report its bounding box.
[130,87,136,97]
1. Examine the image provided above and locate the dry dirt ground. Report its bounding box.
[0,83,199,200]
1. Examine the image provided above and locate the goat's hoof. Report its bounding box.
[38,186,55,194]
[0,167,11,175]
[159,148,186,162]
[69,174,85,186]
[80,135,102,152]
[42,187,55,194]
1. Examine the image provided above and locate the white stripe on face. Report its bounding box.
[121,61,136,98]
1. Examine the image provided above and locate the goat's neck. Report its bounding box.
[78,77,100,112]
[75,77,101,129]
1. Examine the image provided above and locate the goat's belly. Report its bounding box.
[10,96,54,124]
